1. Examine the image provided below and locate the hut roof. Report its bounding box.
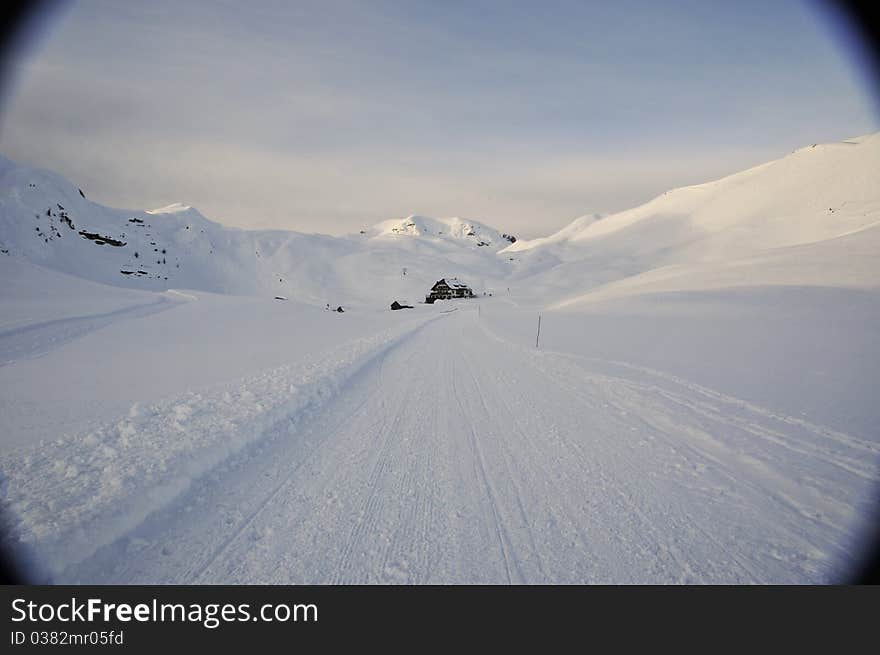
[435,277,471,289]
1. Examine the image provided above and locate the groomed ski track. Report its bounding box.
[61,306,878,584]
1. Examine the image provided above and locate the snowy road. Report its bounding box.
[47,305,879,584]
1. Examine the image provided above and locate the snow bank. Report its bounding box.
[0,312,437,578]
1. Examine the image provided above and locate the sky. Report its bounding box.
[0,0,877,238]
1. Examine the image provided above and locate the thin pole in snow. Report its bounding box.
[536,314,542,349]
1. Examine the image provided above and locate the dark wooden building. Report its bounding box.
[426,278,475,303]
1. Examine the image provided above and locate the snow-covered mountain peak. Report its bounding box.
[0,161,516,307]
[367,214,516,250]
[507,132,880,260]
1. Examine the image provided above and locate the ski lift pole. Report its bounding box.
[536,314,541,349]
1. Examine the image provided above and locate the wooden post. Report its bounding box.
[536,314,542,349]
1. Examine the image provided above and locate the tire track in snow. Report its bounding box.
[464,320,705,582]
[373,358,441,583]
[191,318,448,584]
[456,349,551,581]
[0,296,173,366]
[57,313,443,583]
[331,349,416,583]
[190,371,389,584]
[330,315,458,583]
[450,354,518,584]
[513,357,818,581]
[489,332,864,581]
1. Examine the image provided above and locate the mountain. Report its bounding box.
[366,214,513,247]
[0,156,518,308]
[501,133,880,305]
[1,132,878,309]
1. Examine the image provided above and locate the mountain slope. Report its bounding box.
[504,133,880,304]
[0,157,516,308]
[1,132,878,310]
[509,133,880,257]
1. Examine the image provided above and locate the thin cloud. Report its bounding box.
[0,0,876,237]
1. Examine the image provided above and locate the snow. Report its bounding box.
[1,310,435,577]
[0,133,878,583]
[507,133,880,259]
[436,277,471,290]
[15,305,874,584]
[0,159,514,307]
[0,256,164,334]
[0,272,431,454]
[145,203,193,215]
[368,215,505,246]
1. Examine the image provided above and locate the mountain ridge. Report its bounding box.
[2,132,878,309]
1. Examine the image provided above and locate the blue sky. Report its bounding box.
[0,0,876,236]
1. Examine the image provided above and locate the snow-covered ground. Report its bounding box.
[0,133,878,583]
